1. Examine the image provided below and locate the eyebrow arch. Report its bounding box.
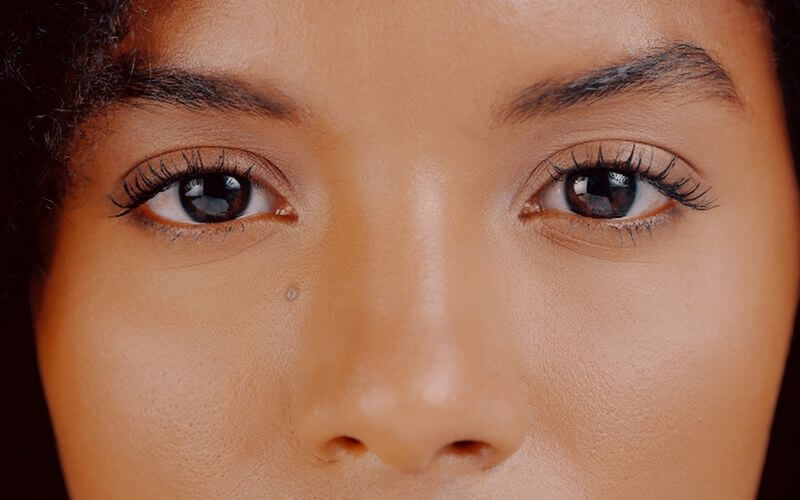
[114,64,303,122]
[497,42,741,124]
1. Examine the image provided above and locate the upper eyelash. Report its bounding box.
[547,144,716,211]
[108,149,255,218]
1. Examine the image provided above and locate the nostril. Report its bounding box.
[324,436,367,460]
[447,440,485,455]
[437,440,495,467]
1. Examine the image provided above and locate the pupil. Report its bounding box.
[179,174,251,223]
[564,169,636,218]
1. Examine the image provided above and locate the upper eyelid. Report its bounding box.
[124,146,289,182]
[110,147,295,209]
[531,141,705,188]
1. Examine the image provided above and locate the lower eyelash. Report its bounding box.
[528,204,685,251]
[602,205,682,246]
[125,205,294,248]
[127,209,247,241]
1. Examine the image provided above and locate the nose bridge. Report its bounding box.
[365,157,450,326]
[322,138,462,328]
[291,146,526,471]
[322,145,475,368]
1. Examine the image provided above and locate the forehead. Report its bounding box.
[130,0,764,64]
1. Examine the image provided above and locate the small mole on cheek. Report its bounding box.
[286,286,300,301]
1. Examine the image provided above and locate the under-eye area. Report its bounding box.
[519,140,715,248]
[107,146,297,239]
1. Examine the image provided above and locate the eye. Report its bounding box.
[519,141,715,250]
[144,173,280,224]
[109,147,297,234]
[537,168,670,219]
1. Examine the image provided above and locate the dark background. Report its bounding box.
[2,310,798,498]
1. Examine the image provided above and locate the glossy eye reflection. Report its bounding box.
[538,168,670,219]
[180,174,250,223]
[566,170,636,218]
[145,173,277,224]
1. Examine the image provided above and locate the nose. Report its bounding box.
[294,329,527,471]
[294,325,528,471]
[291,169,527,473]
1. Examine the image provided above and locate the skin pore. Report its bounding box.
[32,0,799,497]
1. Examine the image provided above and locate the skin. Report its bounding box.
[33,0,799,497]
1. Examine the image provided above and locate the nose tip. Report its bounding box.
[321,435,501,472]
[296,388,526,473]
[338,437,512,472]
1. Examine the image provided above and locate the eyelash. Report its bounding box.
[110,143,712,249]
[544,144,715,212]
[516,142,717,249]
[108,148,259,218]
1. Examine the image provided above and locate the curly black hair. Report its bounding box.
[1,1,798,497]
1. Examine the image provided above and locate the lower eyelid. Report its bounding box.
[126,206,293,242]
[115,210,297,268]
[522,204,684,253]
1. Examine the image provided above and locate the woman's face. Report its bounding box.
[34,0,799,497]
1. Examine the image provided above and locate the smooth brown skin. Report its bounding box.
[33,0,799,498]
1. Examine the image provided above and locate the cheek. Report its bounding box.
[497,201,797,494]
[515,282,787,495]
[34,211,308,497]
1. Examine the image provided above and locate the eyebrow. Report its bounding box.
[497,42,741,124]
[114,64,302,122]
[110,42,736,126]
